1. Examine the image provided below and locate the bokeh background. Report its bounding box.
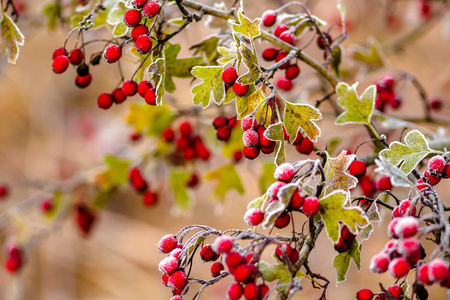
[0,0,449,299]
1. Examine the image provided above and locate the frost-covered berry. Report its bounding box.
[221,66,238,84]
[262,10,277,27]
[243,130,260,148]
[418,264,433,285]
[303,196,320,216]
[211,261,224,277]
[131,0,148,9]
[244,208,265,226]
[274,163,295,182]
[200,244,219,262]
[387,285,403,299]
[428,258,449,282]
[392,199,416,218]
[136,35,153,54]
[274,24,289,38]
[241,116,257,131]
[169,248,182,259]
[158,234,178,254]
[142,1,160,19]
[228,283,244,300]
[158,256,179,275]
[356,289,373,300]
[279,30,294,45]
[348,160,367,178]
[124,9,142,27]
[169,296,183,300]
[394,216,419,238]
[289,190,304,209]
[104,44,122,63]
[212,235,233,253]
[388,257,410,278]
[397,237,421,261]
[370,252,389,273]
[424,171,441,186]
[168,270,188,290]
[428,155,446,175]
[268,181,286,198]
[387,218,400,238]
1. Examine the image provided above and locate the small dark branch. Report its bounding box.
[402,72,431,121]
[351,197,395,211]
[315,91,335,108]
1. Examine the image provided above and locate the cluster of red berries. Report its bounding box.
[240,116,276,160]
[347,158,393,198]
[221,66,250,97]
[211,235,269,300]
[333,225,356,253]
[416,155,450,190]
[52,47,92,88]
[374,75,401,112]
[356,285,403,300]
[4,245,23,273]
[74,203,97,235]
[212,115,237,142]
[128,167,158,206]
[97,79,157,110]
[162,121,211,165]
[157,234,189,297]
[282,126,314,155]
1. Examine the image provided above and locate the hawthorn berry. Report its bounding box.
[144,88,157,105]
[169,296,183,300]
[241,116,257,131]
[74,203,96,235]
[244,282,259,300]
[376,176,392,191]
[122,80,138,96]
[386,285,403,299]
[424,171,440,185]
[233,82,250,96]
[285,64,300,80]
[427,155,445,175]
[212,235,234,253]
[275,51,289,69]
[168,270,188,290]
[244,208,265,226]
[222,66,238,84]
[4,246,22,273]
[104,44,122,63]
[232,264,255,282]
[289,190,304,210]
[142,1,160,19]
[370,252,390,274]
[75,74,92,88]
[200,244,219,262]
[397,237,421,262]
[124,9,142,27]
[392,199,417,218]
[131,24,150,41]
[418,264,433,285]
[143,190,158,206]
[52,55,70,74]
[295,137,314,154]
[259,284,269,299]
[132,0,148,9]
[348,160,367,178]
[261,143,276,154]
[268,181,286,198]
[228,283,244,300]
[233,150,243,162]
[275,243,293,261]
[97,93,114,109]
[394,216,419,238]
[334,237,352,253]
[243,146,260,160]
[274,212,291,229]
[52,47,68,60]
[162,128,175,142]
[428,97,443,111]
[211,261,224,277]
[262,10,277,27]
[262,48,278,61]
[303,196,320,216]
[217,125,232,141]
[0,185,9,198]
[225,251,245,269]
[157,234,178,254]
[129,167,148,192]
[279,30,294,45]
[213,115,229,129]
[112,87,127,104]
[317,32,332,49]
[169,248,182,259]
[179,121,193,136]
[428,258,449,282]
[40,198,53,213]
[274,163,295,182]
[277,78,293,91]
[243,130,260,148]
[388,257,410,278]
[137,80,153,97]
[387,218,400,238]
[158,256,179,275]
[356,289,374,300]
[69,48,84,65]
[274,24,289,37]
[136,35,153,54]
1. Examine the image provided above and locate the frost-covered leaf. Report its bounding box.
[191,65,225,108]
[379,130,441,175]
[351,36,386,67]
[259,260,306,288]
[248,193,268,210]
[259,162,276,193]
[374,157,413,187]
[190,35,220,63]
[229,8,261,40]
[217,42,238,64]
[322,151,358,196]
[1,14,24,64]
[148,57,165,105]
[319,191,368,243]
[333,239,361,283]
[236,87,265,119]
[335,82,375,126]
[359,201,381,241]
[205,164,244,202]
[262,183,297,229]
[237,44,260,84]
[107,0,128,25]
[113,22,128,37]
[170,170,191,210]
[284,99,322,143]
[125,103,174,136]
[264,122,286,166]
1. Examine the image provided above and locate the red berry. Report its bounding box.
[228,283,244,300]
[244,282,259,300]
[169,248,182,259]
[222,66,238,84]
[104,44,122,63]
[144,88,157,105]
[40,198,53,213]
[289,190,304,210]
[392,199,417,218]
[394,216,419,238]
[258,284,269,299]
[4,247,22,273]
[52,47,68,60]
[168,270,188,290]
[443,164,450,178]
[137,80,153,97]
[131,0,148,9]
[243,146,260,160]
[268,181,286,198]
[122,80,138,96]
[142,1,160,18]
[217,125,232,141]
[360,176,376,198]
[212,235,233,253]
[317,32,332,49]
[243,130,260,148]
[136,35,153,54]
[356,289,374,300]
[233,82,250,96]
[274,212,290,229]
[275,51,289,69]
[232,264,255,282]
[262,48,278,61]
[277,78,293,91]
[112,87,127,104]
[97,93,114,109]
[427,155,445,175]
[74,203,96,235]
[158,256,179,275]
[124,9,142,27]
[387,285,403,299]
[52,55,70,74]
[234,151,243,162]
[75,74,92,88]
[397,237,421,262]
[69,48,84,65]
[162,128,175,142]
[387,218,400,238]
[244,208,265,226]
[143,190,158,206]
[341,225,356,241]
[279,30,294,45]
[376,176,392,190]
[131,24,150,41]
[349,160,366,178]
[213,115,229,129]
[157,234,178,254]
[261,144,274,156]
[334,237,352,253]
[241,116,257,131]
[274,163,295,182]
[259,131,275,149]
[388,257,410,278]
[0,185,9,198]
[418,264,433,285]
[274,24,289,38]
[211,261,224,277]
[129,167,148,192]
[225,251,245,269]
[370,252,389,273]
[285,64,300,80]
[295,137,314,154]
[303,196,319,216]
[428,258,449,282]
[275,243,293,261]
[179,121,192,136]
[262,10,277,27]
[428,97,443,111]
[169,296,183,300]
[200,244,219,262]
[424,171,441,186]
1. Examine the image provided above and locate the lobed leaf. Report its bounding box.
[1,14,25,64]
[335,82,375,126]
[191,65,225,108]
[374,156,413,187]
[264,122,286,166]
[236,87,265,119]
[229,8,261,40]
[205,164,244,202]
[322,150,358,197]
[125,103,175,136]
[283,99,322,143]
[333,239,361,283]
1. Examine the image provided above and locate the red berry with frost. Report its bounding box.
[428,155,445,175]
[131,24,149,41]
[200,244,219,262]
[268,181,286,198]
[384,239,398,252]
[52,55,69,74]
[394,216,419,238]
[131,0,148,9]
[285,64,300,80]
[211,262,224,277]
[158,234,178,254]
[262,10,277,27]
[418,264,433,285]
[388,257,410,278]
[356,289,373,300]
[122,80,138,96]
[275,51,289,69]
[137,80,153,97]
[392,199,416,217]
[244,282,259,300]
[277,78,293,91]
[124,9,142,27]
[349,160,366,178]
[222,66,238,84]
[424,171,440,185]
[213,235,233,253]
[274,24,289,37]
[144,88,157,105]
[162,274,169,286]
[52,47,68,60]
[243,130,260,148]
[274,163,295,182]
[244,208,265,226]
[217,125,232,141]
[241,116,257,131]
[317,32,332,49]
[143,190,157,206]
[295,137,314,154]
[162,128,175,142]
[275,244,294,261]
[303,196,320,216]
[289,190,304,209]
[158,256,179,275]
[228,283,244,300]
[274,212,291,229]
[169,248,182,259]
[142,1,160,18]
[136,35,153,54]
[388,218,400,238]
[213,115,229,129]
[112,87,127,104]
[428,258,449,282]
[104,44,122,63]
[97,93,114,109]
[75,74,92,88]
[262,48,278,61]
[233,82,250,96]
[397,237,421,261]
[279,30,294,44]
[168,270,187,290]
[243,146,260,160]
[376,176,392,190]
[69,48,84,65]
[169,296,183,300]
[387,285,402,299]
[225,251,245,269]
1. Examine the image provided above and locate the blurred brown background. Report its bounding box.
[0,0,449,299]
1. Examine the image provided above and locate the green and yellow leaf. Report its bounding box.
[191,65,225,108]
[322,150,358,196]
[283,98,322,143]
[1,14,25,64]
[205,164,244,202]
[335,82,375,126]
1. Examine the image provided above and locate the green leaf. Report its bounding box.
[205,164,244,202]
[333,239,361,283]
[229,8,261,40]
[170,170,191,210]
[189,35,220,63]
[247,193,268,210]
[1,14,24,64]
[259,260,306,291]
[264,122,286,166]
[319,190,368,243]
[191,65,225,108]
[217,42,238,64]
[107,0,128,25]
[335,82,375,126]
[97,155,130,192]
[148,57,165,105]
[359,200,381,241]
[350,36,386,67]
[259,162,276,193]
[42,2,62,30]
[283,99,322,143]
[221,127,244,158]
[236,87,265,119]
[322,150,358,196]
[379,130,440,175]
[113,22,128,37]
[237,44,260,84]
[125,103,175,136]
[330,46,342,77]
